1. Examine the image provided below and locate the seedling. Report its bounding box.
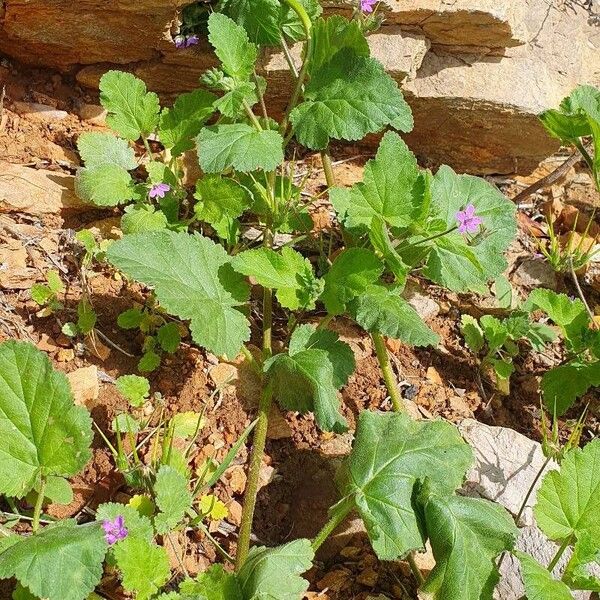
[30,270,64,316]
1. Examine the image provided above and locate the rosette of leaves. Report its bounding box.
[330,411,518,599]
[526,289,600,414]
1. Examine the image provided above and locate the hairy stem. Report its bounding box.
[235,382,274,570]
[311,498,354,552]
[407,552,426,586]
[547,535,573,573]
[242,99,263,131]
[569,258,597,326]
[372,333,405,412]
[32,477,46,534]
[280,35,299,78]
[321,149,336,188]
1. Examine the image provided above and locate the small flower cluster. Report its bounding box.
[174,34,200,49]
[102,516,128,545]
[360,0,377,13]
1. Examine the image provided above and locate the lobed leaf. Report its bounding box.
[0,341,93,498]
[107,230,250,357]
[541,360,600,415]
[516,552,573,600]
[216,0,281,45]
[77,131,137,170]
[75,164,138,207]
[194,174,252,227]
[563,531,600,592]
[154,465,193,534]
[116,374,150,407]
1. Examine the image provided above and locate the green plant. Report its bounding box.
[30,270,64,316]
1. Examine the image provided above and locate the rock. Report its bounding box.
[495,526,598,600]
[0,163,89,214]
[403,281,440,321]
[266,404,293,439]
[317,568,352,592]
[37,334,58,353]
[356,567,379,587]
[459,419,556,526]
[425,366,443,385]
[66,365,99,408]
[77,103,108,126]
[226,499,243,527]
[513,259,558,290]
[12,101,68,122]
[208,363,238,389]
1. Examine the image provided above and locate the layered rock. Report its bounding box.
[0,0,598,174]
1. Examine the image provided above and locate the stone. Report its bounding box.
[77,103,108,126]
[12,101,68,122]
[459,419,556,526]
[66,365,100,408]
[403,280,440,321]
[266,404,293,439]
[0,163,89,214]
[513,259,558,290]
[226,499,243,526]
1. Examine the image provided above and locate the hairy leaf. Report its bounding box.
[420,483,517,600]
[330,132,421,230]
[116,374,150,407]
[159,89,217,156]
[154,465,193,534]
[563,531,600,591]
[216,0,281,45]
[423,166,517,292]
[75,164,137,207]
[157,322,181,353]
[338,411,473,560]
[0,521,106,600]
[541,360,600,415]
[461,315,485,354]
[265,325,354,433]
[516,552,573,600]
[99,70,160,140]
[208,12,257,81]
[180,565,242,600]
[96,503,154,543]
[238,539,314,600]
[0,341,93,497]
[113,537,171,600]
[232,246,321,310]
[321,248,384,315]
[121,204,168,234]
[197,124,284,173]
[194,174,252,227]
[349,284,439,347]
[535,439,600,544]
[77,132,137,170]
[280,0,322,41]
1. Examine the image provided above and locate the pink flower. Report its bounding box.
[455,204,483,234]
[174,35,186,49]
[102,516,128,545]
[186,35,200,47]
[149,183,171,199]
[360,0,377,12]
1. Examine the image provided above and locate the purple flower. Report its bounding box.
[455,203,483,234]
[186,35,200,47]
[149,183,171,199]
[174,35,186,49]
[102,516,128,545]
[360,0,377,12]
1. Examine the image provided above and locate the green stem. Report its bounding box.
[32,477,46,534]
[321,149,336,188]
[141,135,153,159]
[235,382,274,570]
[395,226,458,250]
[407,553,426,586]
[372,332,405,412]
[311,498,353,552]
[574,139,594,172]
[547,535,573,573]
[280,35,299,78]
[282,0,312,36]
[242,99,263,131]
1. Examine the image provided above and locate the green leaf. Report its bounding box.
[154,465,193,534]
[232,246,321,310]
[41,476,73,505]
[118,307,144,330]
[213,82,258,118]
[368,216,411,282]
[116,374,150,407]
[180,565,243,600]
[541,361,600,415]
[208,12,257,81]
[96,502,154,543]
[349,284,439,347]
[238,539,314,600]
[77,132,137,170]
[338,411,473,560]
[563,531,600,591]
[460,315,484,354]
[77,299,97,334]
[157,322,181,353]
[516,552,574,600]
[216,0,281,45]
[112,413,141,434]
[535,439,600,544]
[99,70,160,141]
[490,357,514,381]
[197,124,284,173]
[0,341,93,498]
[122,204,169,234]
[321,248,384,315]
[420,483,517,600]
[171,411,205,439]
[330,132,421,230]
[194,174,252,227]
[138,349,161,373]
[46,270,64,293]
[291,49,413,150]
[113,537,170,600]
[158,89,216,157]
[107,230,250,357]
[422,165,517,292]
[480,315,509,353]
[280,0,322,41]
[0,521,107,600]
[31,284,54,306]
[265,324,355,433]
[75,164,137,207]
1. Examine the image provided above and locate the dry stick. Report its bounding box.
[569,257,597,325]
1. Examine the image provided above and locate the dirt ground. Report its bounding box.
[0,58,599,600]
